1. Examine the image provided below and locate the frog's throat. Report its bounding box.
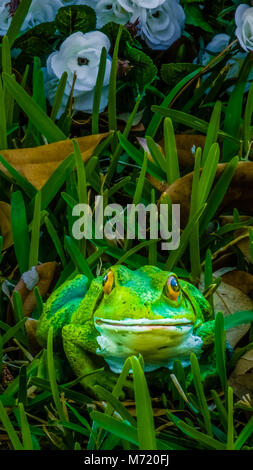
[94,317,203,373]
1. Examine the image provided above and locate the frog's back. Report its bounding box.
[37,274,89,347]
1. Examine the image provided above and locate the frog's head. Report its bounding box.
[77,265,212,373]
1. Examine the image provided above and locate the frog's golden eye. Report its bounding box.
[102,270,114,295]
[165,275,180,302]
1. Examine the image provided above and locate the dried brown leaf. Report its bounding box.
[0,133,109,190]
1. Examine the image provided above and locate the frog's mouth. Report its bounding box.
[94,317,203,373]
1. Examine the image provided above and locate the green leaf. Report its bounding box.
[55,5,96,35]
[161,63,200,87]
[125,42,157,89]
[224,311,253,330]
[185,4,214,33]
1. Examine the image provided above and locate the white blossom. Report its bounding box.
[136,0,185,50]
[44,30,112,117]
[235,4,253,52]
[0,2,12,36]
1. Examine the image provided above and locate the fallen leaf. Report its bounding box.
[222,270,253,295]
[0,133,109,190]
[0,201,12,250]
[228,348,253,400]
[25,318,41,355]
[159,161,253,227]
[13,262,57,317]
[213,281,253,348]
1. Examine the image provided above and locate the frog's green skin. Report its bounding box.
[37,265,218,393]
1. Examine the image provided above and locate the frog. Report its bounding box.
[36,265,222,395]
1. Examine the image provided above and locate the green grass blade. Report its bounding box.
[130,356,157,450]
[202,101,221,166]
[44,216,66,266]
[0,401,24,450]
[50,71,68,122]
[234,416,253,450]
[226,386,234,450]
[91,411,139,446]
[2,73,67,143]
[64,235,94,282]
[199,156,239,235]
[0,78,7,149]
[108,25,123,132]
[146,67,202,138]
[214,312,227,394]
[165,204,206,271]
[6,0,32,47]
[190,353,213,437]
[11,191,30,274]
[18,402,33,450]
[243,80,253,155]
[92,47,107,135]
[29,191,41,269]
[163,117,180,184]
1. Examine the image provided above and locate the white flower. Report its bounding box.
[0,0,63,36]
[118,0,165,11]
[0,2,12,36]
[21,0,63,32]
[44,31,112,117]
[235,4,253,52]
[95,0,131,28]
[136,0,185,50]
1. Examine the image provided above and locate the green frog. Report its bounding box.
[36,265,221,394]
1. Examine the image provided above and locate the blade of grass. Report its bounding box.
[6,0,32,47]
[165,204,206,271]
[164,117,180,184]
[130,356,157,450]
[243,80,253,155]
[18,402,33,450]
[226,386,234,450]
[214,312,227,395]
[29,191,41,269]
[2,73,67,143]
[11,191,30,274]
[108,25,123,132]
[190,353,213,437]
[202,101,221,166]
[147,67,202,138]
[91,410,139,446]
[0,78,7,149]
[92,47,107,135]
[0,401,24,450]
[50,71,68,122]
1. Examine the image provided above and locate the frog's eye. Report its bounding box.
[165,275,180,302]
[102,270,114,295]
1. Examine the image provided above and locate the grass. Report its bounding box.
[0,0,253,452]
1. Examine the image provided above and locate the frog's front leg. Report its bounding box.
[62,322,132,397]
